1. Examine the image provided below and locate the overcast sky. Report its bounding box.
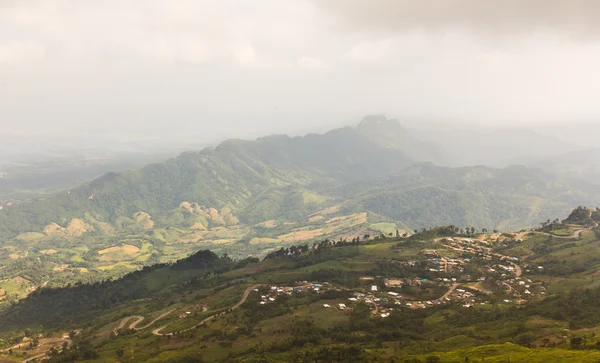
[2,0,600,142]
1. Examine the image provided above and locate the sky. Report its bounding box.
[2,0,600,144]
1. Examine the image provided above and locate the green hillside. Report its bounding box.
[2,209,600,362]
[1,121,600,305]
[336,163,600,231]
[0,122,415,239]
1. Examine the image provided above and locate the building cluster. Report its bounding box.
[258,282,330,305]
[257,236,545,315]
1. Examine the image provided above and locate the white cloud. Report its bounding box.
[0,41,46,64]
[297,56,326,69]
[232,43,257,66]
[345,39,392,62]
[1,0,600,140]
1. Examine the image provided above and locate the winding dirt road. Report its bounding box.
[152,284,260,336]
[112,285,261,338]
[19,338,72,363]
[113,309,175,335]
[540,228,589,239]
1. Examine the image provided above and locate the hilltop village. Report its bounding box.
[255,235,545,317]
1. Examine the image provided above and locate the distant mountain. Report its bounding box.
[409,126,582,167]
[0,117,424,238]
[530,147,600,184]
[2,119,600,301]
[332,163,600,231]
[356,115,447,164]
[0,119,597,240]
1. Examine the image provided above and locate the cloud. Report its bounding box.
[2,0,600,144]
[0,41,46,64]
[315,0,600,37]
[232,43,257,66]
[297,56,326,69]
[345,39,392,62]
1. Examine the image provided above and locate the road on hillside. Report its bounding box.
[438,282,460,301]
[23,353,47,363]
[20,338,72,363]
[541,228,589,239]
[515,231,528,240]
[114,315,143,333]
[113,309,175,335]
[153,284,261,336]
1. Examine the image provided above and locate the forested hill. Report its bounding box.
[334,163,600,231]
[0,117,429,238]
[1,116,598,241]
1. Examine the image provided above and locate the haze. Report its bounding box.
[1,0,600,152]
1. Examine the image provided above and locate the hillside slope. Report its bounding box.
[334,163,600,231]
[0,120,419,238]
[3,209,600,362]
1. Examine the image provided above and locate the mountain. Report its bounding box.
[356,115,447,164]
[333,163,600,231]
[530,147,600,184]
[409,126,582,167]
[0,117,436,239]
[2,118,600,304]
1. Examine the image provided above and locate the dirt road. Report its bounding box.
[541,228,588,239]
[153,284,260,336]
[19,338,72,363]
[438,282,460,301]
[113,315,143,333]
[23,352,48,363]
[113,309,175,335]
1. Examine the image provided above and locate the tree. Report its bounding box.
[116,348,125,358]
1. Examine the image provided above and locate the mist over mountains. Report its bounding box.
[1,116,598,241]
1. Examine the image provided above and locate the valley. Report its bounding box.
[1,119,599,307]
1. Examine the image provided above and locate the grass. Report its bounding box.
[0,277,32,300]
[409,343,600,363]
[15,232,46,242]
[302,191,329,205]
[370,222,399,235]
[70,254,84,263]
[249,237,279,245]
[97,262,136,271]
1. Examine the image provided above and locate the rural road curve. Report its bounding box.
[114,309,175,335]
[20,338,72,363]
[23,352,48,363]
[541,228,588,239]
[153,284,261,336]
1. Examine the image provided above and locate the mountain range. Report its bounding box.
[0,116,599,293]
[0,116,596,238]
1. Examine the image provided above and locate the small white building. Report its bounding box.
[338,304,346,310]
[371,285,378,292]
